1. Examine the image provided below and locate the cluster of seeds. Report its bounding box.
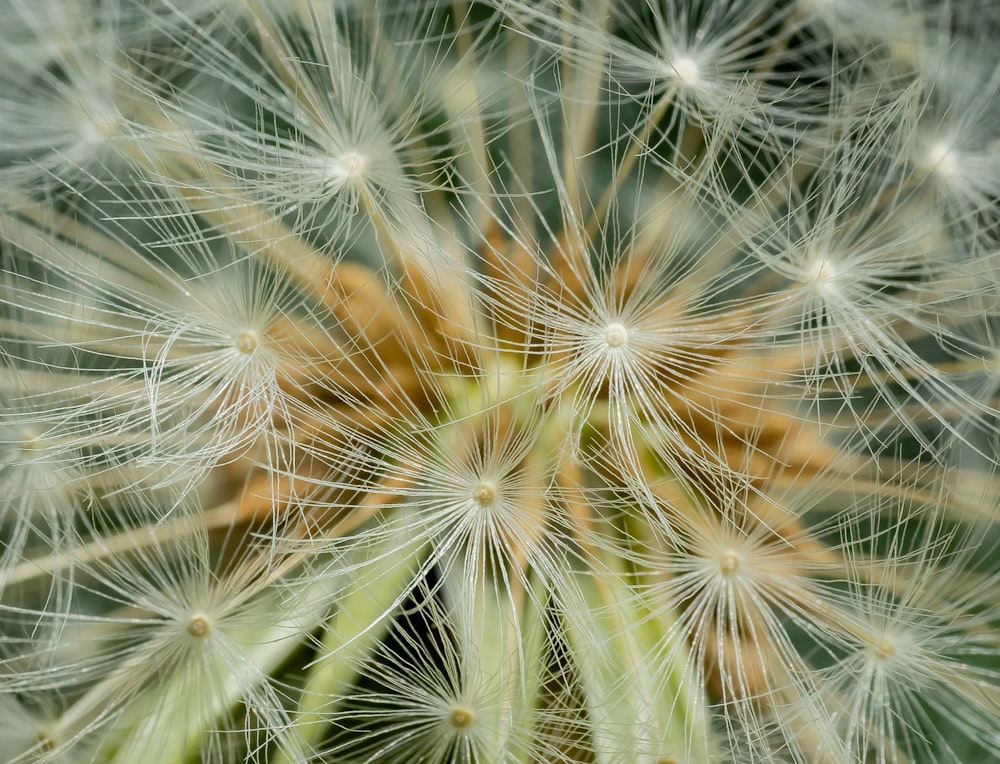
[1,1,999,762]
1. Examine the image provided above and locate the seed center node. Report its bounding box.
[669,55,700,86]
[719,550,741,575]
[926,141,958,178]
[325,150,369,187]
[448,705,475,729]
[187,614,212,638]
[472,481,496,507]
[234,330,259,355]
[604,322,628,348]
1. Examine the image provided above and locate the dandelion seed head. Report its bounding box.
[186,614,212,638]
[666,55,701,87]
[718,549,742,576]
[322,150,369,191]
[3,2,999,762]
[79,107,120,146]
[924,140,959,179]
[985,349,1000,379]
[233,329,260,355]
[807,255,839,292]
[17,427,41,454]
[471,480,496,508]
[3,420,79,497]
[447,705,475,730]
[857,624,913,668]
[871,635,897,661]
[603,321,629,349]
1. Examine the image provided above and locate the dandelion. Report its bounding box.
[906,33,1000,250]
[1,1,999,763]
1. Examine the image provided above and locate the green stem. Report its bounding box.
[270,524,430,764]
[561,546,711,764]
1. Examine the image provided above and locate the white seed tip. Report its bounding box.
[36,734,57,753]
[472,481,496,507]
[873,636,896,660]
[187,614,212,638]
[19,429,40,453]
[448,705,475,729]
[719,550,741,575]
[325,150,369,188]
[81,111,120,145]
[668,55,700,86]
[987,350,1000,378]
[234,330,259,355]
[603,322,628,348]
[808,257,838,290]
[925,141,958,178]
